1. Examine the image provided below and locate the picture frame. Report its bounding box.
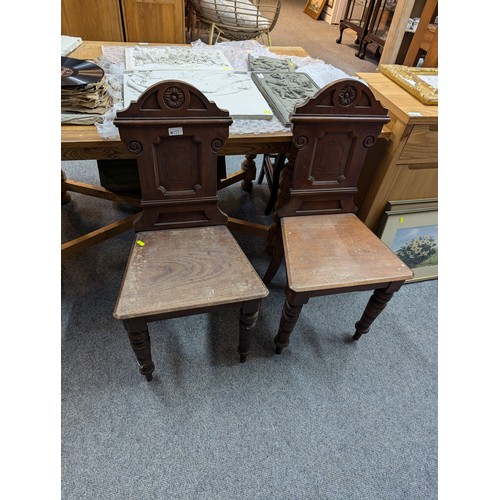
[378,201,438,283]
[304,0,327,21]
[378,64,438,105]
[386,197,438,212]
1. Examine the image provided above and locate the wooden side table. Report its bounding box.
[355,71,438,232]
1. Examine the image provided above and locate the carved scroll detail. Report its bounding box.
[128,141,143,154]
[210,138,224,153]
[294,135,308,149]
[363,135,376,148]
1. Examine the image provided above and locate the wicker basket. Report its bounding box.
[191,0,282,44]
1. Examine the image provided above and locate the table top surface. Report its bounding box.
[67,40,311,61]
[357,72,438,126]
[62,41,311,149]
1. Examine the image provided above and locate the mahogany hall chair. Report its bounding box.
[262,79,413,354]
[113,80,268,381]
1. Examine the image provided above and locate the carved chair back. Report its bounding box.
[278,79,390,218]
[114,80,233,232]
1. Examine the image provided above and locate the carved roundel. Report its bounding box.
[162,86,185,109]
[337,85,357,107]
[363,135,376,148]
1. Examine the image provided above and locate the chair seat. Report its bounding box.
[114,225,268,320]
[281,213,413,293]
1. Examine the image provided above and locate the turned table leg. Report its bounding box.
[123,318,155,381]
[240,154,257,192]
[61,170,71,205]
[353,286,399,341]
[238,300,261,363]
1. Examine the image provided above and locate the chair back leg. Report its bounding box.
[262,236,284,284]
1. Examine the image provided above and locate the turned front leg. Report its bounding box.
[238,300,261,363]
[353,287,397,341]
[274,290,308,354]
[240,154,257,192]
[123,318,155,381]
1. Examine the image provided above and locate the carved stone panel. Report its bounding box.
[125,45,234,71]
[251,72,319,127]
[124,70,273,120]
[248,55,297,73]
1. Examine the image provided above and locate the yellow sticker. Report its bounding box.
[263,109,272,114]
[136,240,145,246]
[399,217,405,223]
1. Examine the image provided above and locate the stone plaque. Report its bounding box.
[123,70,274,120]
[251,72,320,127]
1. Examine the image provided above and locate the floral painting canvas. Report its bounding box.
[378,206,438,282]
[392,224,438,270]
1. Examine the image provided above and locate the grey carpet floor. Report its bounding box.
[61,157,437,499]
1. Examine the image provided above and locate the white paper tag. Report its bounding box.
[408,112,423,117]
[168,127,183,136]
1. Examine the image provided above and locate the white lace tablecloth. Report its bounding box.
[94,40,359,139]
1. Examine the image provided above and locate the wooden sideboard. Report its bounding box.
[355,71,438,232]
[61,0,186,43]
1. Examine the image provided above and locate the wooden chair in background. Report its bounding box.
[263,79,413,354]
[113,80,268,381]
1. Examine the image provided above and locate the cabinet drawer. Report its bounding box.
[398,124,438,164]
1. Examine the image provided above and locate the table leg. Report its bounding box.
[266,152,294,255]
[240,154,257,192]
[61,170,71,205]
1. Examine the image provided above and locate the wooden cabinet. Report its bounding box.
[61,0,186,43]
[360,0,398,59]
[354,72,438,232]
[121,0,185,43]
[61,0,124,42]
[336,0,397,60]
[336,0,377,57]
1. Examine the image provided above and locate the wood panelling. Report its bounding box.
[398,125,438,163]
[61,0,124,41]
[61,0,186,43]
[121,0,185,43]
